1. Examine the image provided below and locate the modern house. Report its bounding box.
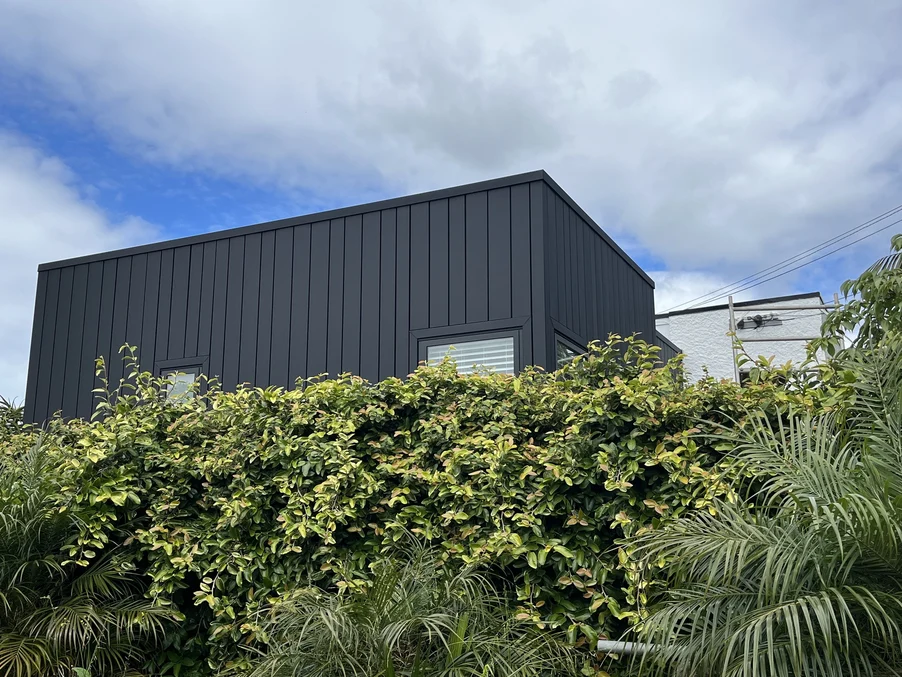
[25,170,664,423]
[655,292,830,382]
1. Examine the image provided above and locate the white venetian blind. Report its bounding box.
[427,336,515,375]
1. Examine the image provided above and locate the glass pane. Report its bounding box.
[556,340,580,368]
[427,336,515,375]
[163,370,197,402]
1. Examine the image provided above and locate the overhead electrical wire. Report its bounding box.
[662,203,902,313]
[671,214,902,312]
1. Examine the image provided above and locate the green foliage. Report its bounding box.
[632,337,902,676]
[0,395,26,440]
[250,543,582,677]
[11,337,826,673]
[0,441,171,676]
[819,233,902,349]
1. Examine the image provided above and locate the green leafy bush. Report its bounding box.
[0,442,171,676]
[14,337,829,673]
[251,543,581,677]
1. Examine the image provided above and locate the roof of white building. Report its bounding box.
[655,291,824,320]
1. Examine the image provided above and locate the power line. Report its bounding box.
[675,204,902,311]
[662,203,902,313]
[686,215,902,308]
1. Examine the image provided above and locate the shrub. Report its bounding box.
[0,442,171,676]
[14,337,829,673]
[251,543,582,677]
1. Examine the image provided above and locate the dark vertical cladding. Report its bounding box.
[448,196,466,326]
[288,223,312,388]
[360,212,381,383]
[395,207,411,372]
[428,200,449,328]
[409,203,429,331]
[378,209,397,380]
[542,182,655,351]
[208,240,229,384]
[77,262,104,418]
[655,331,681,363]
[25,171,656,423]
[257,231,275,387]
[342,215,363,375]
[270,228,293,387]
[326,219,345,377]
[465,192,488,323]
[487,188,512,321]
[23,271,48,423]
[305,222,328,377]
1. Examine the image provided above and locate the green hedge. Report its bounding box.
[15,337,830,673]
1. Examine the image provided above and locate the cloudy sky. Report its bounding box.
[1,1,901,399]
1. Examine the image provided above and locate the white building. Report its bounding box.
[655,292,829,382]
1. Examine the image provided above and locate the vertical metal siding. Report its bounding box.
[342,215,363,375]
[169,247,190,359]
[448,196,467,326]
[326,219,344,377]
[266,227,294,388]
[238,234,261,386]
[428,200,449,328]
[208,240,229,385]
[305,222,328,377]
[29,176,652,422]
[60,265,87,418]
[222,238,244,390]
[269,228,293,387]
[528,181,548,367]
[409,203,429,331]
[140,252,161,386]
[543,187,656,349]
[23,271,48,423]
[464,192,488,323]
[360,212,381,382]
[256,231,275,386]
[487,188,512,321]
[184,244,204,359]
[76,262,103,419]
[378,209,397,380]
[197,242,216,368]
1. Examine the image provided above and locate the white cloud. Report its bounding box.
[0,132,151,399]
[0,2,899,274]
[651,270,759,315]
[0,0,900,391]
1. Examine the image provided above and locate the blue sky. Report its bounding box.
[1,1,901,398]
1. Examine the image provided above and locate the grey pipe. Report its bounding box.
[596,639,656,656]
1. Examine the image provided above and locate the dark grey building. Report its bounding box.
[25,170,660,423]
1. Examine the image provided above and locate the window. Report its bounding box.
[555,335,585,368]
[161,366,201,402]
[427,336,515,375]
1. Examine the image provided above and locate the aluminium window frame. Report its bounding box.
[155,355,210,398]
[417,329,522,375]
[554,332,586,368]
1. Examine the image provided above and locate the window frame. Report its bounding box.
[554,333,586,368]
[155,356,209,400]
[418,329,521,375]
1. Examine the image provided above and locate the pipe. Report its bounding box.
[596,639,656,656]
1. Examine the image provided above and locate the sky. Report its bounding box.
[1,1,901,399]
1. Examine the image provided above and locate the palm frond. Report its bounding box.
[0,440,170,676]
[251,545,581,677]
[634,342,902,677]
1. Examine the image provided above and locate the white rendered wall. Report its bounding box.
[655,297,826,382]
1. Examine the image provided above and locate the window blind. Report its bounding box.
[427,336,515,375]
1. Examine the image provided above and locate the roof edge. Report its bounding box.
[38,170,549,271]
[539,171,654,287]
[655,291,826,319]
